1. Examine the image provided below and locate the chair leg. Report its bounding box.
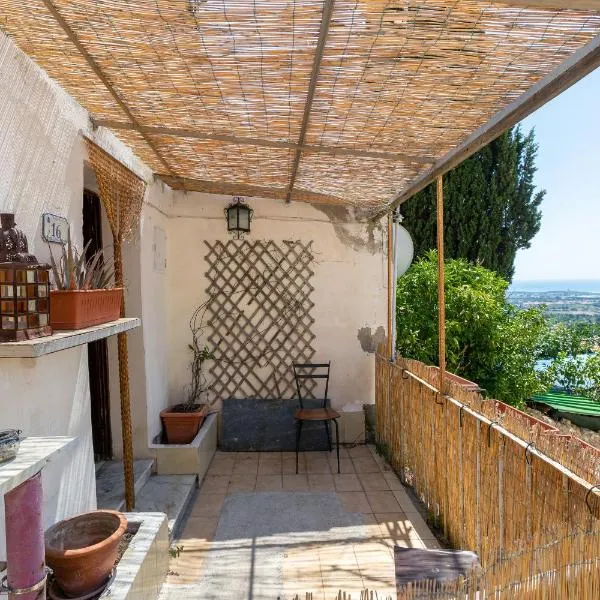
[333,419,340,474]
[324,420,332,452]
[296,419,303,474]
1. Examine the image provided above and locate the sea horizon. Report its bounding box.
[510,279,600,293]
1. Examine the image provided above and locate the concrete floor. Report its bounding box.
[160,445,439,600]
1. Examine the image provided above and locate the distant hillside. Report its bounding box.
[509,289,600,324]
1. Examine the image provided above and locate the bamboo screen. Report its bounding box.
[1,1,600,209]
[375,350,600,599]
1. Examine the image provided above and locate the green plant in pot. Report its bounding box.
[48,231,123,330]
[160,303,214,444]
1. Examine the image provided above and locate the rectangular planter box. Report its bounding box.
[50,288,123,330]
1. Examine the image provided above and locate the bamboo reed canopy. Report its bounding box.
[2,1,600,212]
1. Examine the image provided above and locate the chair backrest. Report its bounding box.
[292,362,331,409]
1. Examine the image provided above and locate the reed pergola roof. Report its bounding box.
[2,1,600,213]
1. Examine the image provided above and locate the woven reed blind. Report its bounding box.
[85,138,146,511]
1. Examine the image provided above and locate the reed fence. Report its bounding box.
[375,350,600,599]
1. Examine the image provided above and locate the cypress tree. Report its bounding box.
[401,126,544,281]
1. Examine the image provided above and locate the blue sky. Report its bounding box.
[513,67,600,282]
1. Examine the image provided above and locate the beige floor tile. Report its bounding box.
[200,475,230,494]
[347,445,372,459]
[257,460,282,475]
[369,446,393,472]
[366,490,402,513]
[166,542,210,585]
[189,493,225,518]
[393,488,420,512]
[333,473,362,492]
[383,471,403,490]
[282,546,324,600]
[255,474,283,491]
[283,474,310,491]
[180,516,218,542]
[227,474,256,492]
[352,456,381,474]
[283,454,306,474]
[405,510,437,541]
[305,456,331,474]
[375,513,436,549]
[234,451,259,458]
[353,542,396,588]
[358,472,390,491]
[338,491,371,513]
[232,457,258,475]
[259,451,282,459]
[207,457,235,476]
[330,457,354,474]
[308,473,335,491]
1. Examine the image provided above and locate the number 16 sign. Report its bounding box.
[42,213,69,244]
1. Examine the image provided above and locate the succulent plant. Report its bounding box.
[48,230,115,291]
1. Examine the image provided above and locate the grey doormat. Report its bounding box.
[190,492,367,600]
[394,546,480,594]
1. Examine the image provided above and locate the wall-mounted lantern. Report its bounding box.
[225,197,253,239]
[0,213,52,341]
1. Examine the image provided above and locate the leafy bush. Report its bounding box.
[546,352,600,402]
[396,251,550,406]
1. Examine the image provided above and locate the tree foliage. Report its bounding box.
[396,252,550,406]
[401,127,545,281]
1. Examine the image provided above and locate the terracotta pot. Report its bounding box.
[50,288,123,330]
[45,510,127,597]
[160,404,207,444]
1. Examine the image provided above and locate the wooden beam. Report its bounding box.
[41,0,173,178]
[92,119,434,164]
[159,175,347,205]
[490,0,600,10]
[372,32,600,221]
[436,176,446,397]
[286,0,336,202]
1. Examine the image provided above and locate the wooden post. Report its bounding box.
[387,214,394,359]
[113,238,135,512]
[436,176,446,395]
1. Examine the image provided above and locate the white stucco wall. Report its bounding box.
[0,31,169,557]
[166,193,388,412]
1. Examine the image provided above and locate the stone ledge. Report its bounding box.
[0,436,75,495]
[100,512,169,600]
[0,318,140,358]
[150,413,217,479]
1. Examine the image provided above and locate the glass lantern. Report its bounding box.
[225,197,253,239]
[0,213,52,341]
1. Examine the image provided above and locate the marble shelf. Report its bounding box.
[0,318,140,358]
[0,436,75,495]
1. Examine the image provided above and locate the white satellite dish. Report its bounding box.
[394,224,414,277]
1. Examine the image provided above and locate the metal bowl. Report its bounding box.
[0,429,21,464]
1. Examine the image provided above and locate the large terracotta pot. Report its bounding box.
[45,510,127,597]
[50,288,123,330]
[160,404,207,444]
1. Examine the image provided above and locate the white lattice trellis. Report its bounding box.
[205,239,316,400]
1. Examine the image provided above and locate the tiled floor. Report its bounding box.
[160,445,439,600]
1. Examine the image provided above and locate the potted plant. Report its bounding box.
[48,232,123,330]
[160,303,214,444]
[45,510,127,597]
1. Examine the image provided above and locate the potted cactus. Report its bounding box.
[48,232,122,330]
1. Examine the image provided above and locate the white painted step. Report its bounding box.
[135,474,197,539]
[96,459,154,511]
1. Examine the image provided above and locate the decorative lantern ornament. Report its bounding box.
[225,197,253,239]
[0,213,52,341]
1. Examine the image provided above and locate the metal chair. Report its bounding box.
[293,362,340,474]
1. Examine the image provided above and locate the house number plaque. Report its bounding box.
[42,213,69,244]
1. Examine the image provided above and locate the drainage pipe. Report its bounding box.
[4,471,46,600]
